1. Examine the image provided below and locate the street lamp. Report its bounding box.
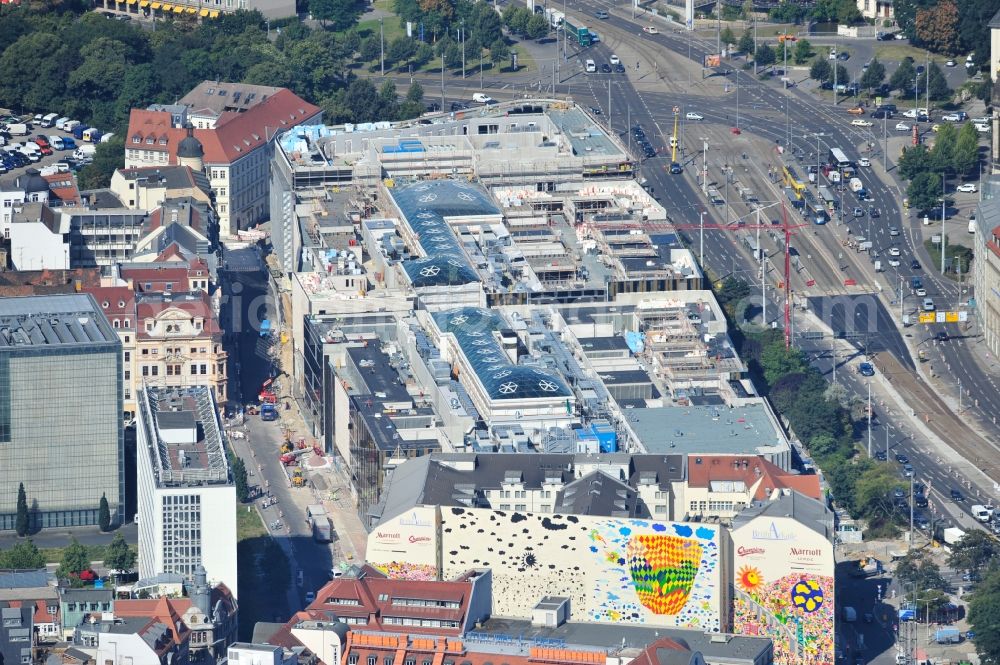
[940,173,947,275]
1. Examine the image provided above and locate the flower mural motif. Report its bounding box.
[737,565,763,593]
[790,578,824,613]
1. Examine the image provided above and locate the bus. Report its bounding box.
[782,164,806,198]
[828,147,852,171]
[817,185,837,211]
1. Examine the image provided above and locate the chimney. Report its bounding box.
[191,565,211,616]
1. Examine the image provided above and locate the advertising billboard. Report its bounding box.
[731,516,835,665]
[367,506,440,580]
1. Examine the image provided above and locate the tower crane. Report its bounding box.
[669,202,806,349]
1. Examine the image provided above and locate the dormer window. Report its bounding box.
[132,136,142,144]
[145,137,154,144]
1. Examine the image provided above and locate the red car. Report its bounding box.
[38,146,53,156]
[33,136,50,149]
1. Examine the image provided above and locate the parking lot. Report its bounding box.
[0,109,107,181]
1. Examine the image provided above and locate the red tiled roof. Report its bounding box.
[626,637,695,665]
[126,89,320,167]
[41,173,81,205]
[82,285,136,324]
[686,455,822,501]
[113,596,192,643]
[123,265,192,288]
[135,291,220,338]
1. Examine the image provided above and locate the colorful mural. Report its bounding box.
[370,561,437,580]
[428,508,722,629]
[731,515,835,665]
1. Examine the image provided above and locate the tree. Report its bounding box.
[948,530,998,577]
[0,540,44,570]
[919,61,950,100]
[969,568,1000,664]
[386,36,417,67]
[412,43,434,68]
[470,1,503,47]
[809,58,831,82]
[811,0,860,23]
[889,57,916,92]
[489,38,510,66]
[98,493,111,532]
[914,0,958,54]
[829,63,848,86]
[896,551,949,591]
[406,81,424,103]
[503,5,531,35]
[858,57,885,92]
[754,43,775,68]
[953,122,980,175]
[741,0,754,21]
[737,29,755,56]
[793,38,812,64]
[15,482,28,537]
[78,137,125,191]
[231,455,249,503]
[359,35,381,63]
[720,27,736,47]
[898,145,933,180]
[59,538,91,579]
[104,532,137,573]
[524,13,549,40]
[853,464,906,521]
[769,1,807,23]
[759,342,806,387]
[906,171,942,213]
[930,122,958,172]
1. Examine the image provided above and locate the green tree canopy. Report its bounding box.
[737,30,755,56]
[0,540,44,570]
[809,58,831,82]
[524,13,549,40]
[755,43,776,67]
[720,27,736,46]
[889,57,916,92]
[104,532,137,572]
[948,530,999,576]
[969,568,1000,663]
[930,122,958,172]
[793,39,812,64]
[59,538,91,578]
[953,122,980,175]
[906,171,943,213]
[898,144,933,180]
[15,482,28,537]
[78,136,125,191]
[858,58,885,91]
[98,493,111,532]
[918,61,950,100]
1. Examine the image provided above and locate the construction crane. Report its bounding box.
[668,114,682,175]
[669,202,806,349]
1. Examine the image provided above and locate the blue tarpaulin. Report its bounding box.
[624,331,645,354]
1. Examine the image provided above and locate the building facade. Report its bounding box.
[974,187,1000,358]
[0,294,123,530]
[136,386,237,596]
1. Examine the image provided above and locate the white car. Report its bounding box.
[888,257,900,267]
[945,59,956,67]
[888,247,901,257]
[858,157,870,167]
[642,25,658,34]
[973,116,990,124]
[915,287,927,297]
[902,109,917,118]
[941,113,961,122]
[851,119,873,127]
[889,226,900,236]
[957,183,977,193]
[472,93,494,103]
[609,54,620,65]
[975,123,991,133]
[895,122,911,131]
[685,112,704,121]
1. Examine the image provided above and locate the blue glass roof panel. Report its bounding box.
[434,307,572,400]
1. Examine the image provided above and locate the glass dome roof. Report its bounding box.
[434,307,572,401]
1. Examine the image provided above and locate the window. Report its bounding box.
[191,365,199,375]
[113,319,120,329]
[499,504,510,510]
[515,504,526,511]
[515,490,525,499]
[142,366,149,377]
[367,658,376,665]
[348,657,359,665]
[124,351,130,361]
[152,366,159,376]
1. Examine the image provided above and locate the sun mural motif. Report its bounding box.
[737,565,763,593]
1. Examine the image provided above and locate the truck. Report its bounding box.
[935,628,961,644]
[942,526,967,545]
[545,7,564,27]
[849,177,864,193]
[55,117,70,130]
[307,504,333,543]
[971,504,994,522]
[563,18,592,46]
[73,144,96,160]
[851,557,883,578]
[5,123,28,136]
[72,125,89,140]
[261,402,278,421]
[63,120,81,133]
[40,113,59,128]
[83,128,102,143]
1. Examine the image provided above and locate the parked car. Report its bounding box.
[609,54,620,65]
[613,63,625,73]
[957,183,977,193]
[685,112,704,120]
[941,113,962,122]
[895,122,911,131]
[600,63,612,73]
